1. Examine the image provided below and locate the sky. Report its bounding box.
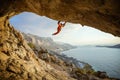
[9,12,120,46]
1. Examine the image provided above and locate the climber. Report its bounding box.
[52,21,66,35]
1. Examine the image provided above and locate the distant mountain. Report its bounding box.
[96,44,120,48]
[22,33,76,52]
[107,44,120,48]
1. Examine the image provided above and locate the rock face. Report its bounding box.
[0,16,75,80]
[0,0,120,36]
[0,0,120,80]
[0,16,118,80]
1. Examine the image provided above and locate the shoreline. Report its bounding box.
[47,52,119,80]
[59,47,120,79]
[28,41,120,80]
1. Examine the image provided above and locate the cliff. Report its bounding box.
[22,33,75,52]
[0,17,77,80]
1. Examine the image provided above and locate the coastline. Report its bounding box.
[63,47,120,80]
[24,34,119,80]
[96,44,120,49]
[48,50,119,80]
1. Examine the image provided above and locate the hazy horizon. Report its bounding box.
[10,12,120,46]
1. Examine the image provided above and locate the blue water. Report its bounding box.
[62,47,120,79]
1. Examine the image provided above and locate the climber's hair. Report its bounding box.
[58,21,61,24]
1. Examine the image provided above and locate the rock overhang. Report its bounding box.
[0,0,120,36]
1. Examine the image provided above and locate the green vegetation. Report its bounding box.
[28,42,35,49]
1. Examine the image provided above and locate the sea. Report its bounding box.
[62,46,120,79]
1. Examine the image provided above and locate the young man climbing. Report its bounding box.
[52,21,66,35]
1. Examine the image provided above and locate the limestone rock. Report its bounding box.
[0,1,120,80]
[0,0,120,36]
[0,16,75,80]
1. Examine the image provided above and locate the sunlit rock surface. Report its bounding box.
[0,0,120,80]
[0,0,120,36]
[0,16,75,80]
[0,16,118,80]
